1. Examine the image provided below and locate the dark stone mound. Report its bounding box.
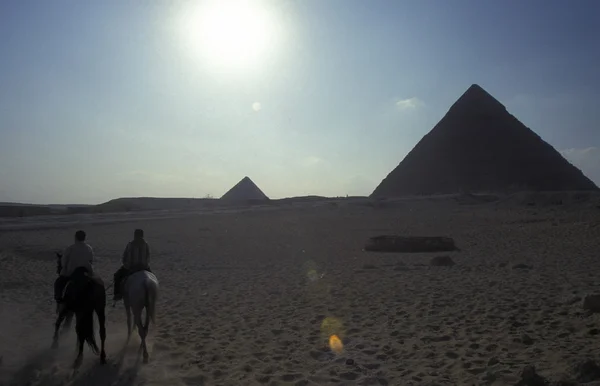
[583,294,600,313]
[550,380,578,386]
[513,263,533,270]
[572,359,600,383]
[364,235,459,253]
[430,255,456,267]
[454,192,500,205]
[515,365,549,386]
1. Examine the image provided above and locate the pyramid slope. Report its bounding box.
[372,84,599,197]
[221,177,270,201]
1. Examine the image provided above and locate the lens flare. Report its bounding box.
[320,317,343,338]
[329,334,344,354]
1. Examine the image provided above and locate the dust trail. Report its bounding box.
[1,312,140,386]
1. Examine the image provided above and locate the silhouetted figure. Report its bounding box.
[113,229,151,301]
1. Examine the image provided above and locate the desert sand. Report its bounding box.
[2,195,600,386]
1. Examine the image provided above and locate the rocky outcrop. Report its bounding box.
[364,235,458,253]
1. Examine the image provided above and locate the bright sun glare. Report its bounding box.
[180,0,277,71]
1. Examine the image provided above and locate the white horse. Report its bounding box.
[123,270,158,363]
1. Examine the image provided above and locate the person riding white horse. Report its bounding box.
[113,228,158,363]
[113,228,151,302]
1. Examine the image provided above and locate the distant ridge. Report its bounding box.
[220,176,269,201]
[0,202,91,207]
[371,84,599,197]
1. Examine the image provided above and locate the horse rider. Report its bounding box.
[113,228,151,302]
[54,230,95,310]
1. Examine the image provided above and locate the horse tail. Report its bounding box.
[145,279,157,325]
[77,307,99,354]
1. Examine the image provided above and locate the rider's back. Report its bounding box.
[123,239,150,272]
[61,242,94,276]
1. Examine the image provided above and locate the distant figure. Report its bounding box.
[54,230,94,309]
[113,229,151,302]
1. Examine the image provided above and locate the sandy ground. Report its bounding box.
[1,197,600,385]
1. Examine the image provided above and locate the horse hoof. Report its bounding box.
[100,354,107,365]
[143,356,149,364]
[73,357,83,369]
[51,340,58,349]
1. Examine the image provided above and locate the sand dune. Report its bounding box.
[1,197,600,385]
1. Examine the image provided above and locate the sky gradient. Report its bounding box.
[1,0,599,204]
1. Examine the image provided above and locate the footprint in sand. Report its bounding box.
[255,374,271,383]
[153,342,171,352]
[182,375,206,386]
[280,373,303,381]
[157,331,171,340]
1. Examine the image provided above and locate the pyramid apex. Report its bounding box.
[463,83,487,96]
[467,83,484,91]
[463,84,494,99]
[448,83,506,115]
[221,176,269,201]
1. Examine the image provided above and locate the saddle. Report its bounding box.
[114,269,153,303]
[62,268,96,306]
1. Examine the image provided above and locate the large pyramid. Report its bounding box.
[371,84,598,197]
[221,176,270,201]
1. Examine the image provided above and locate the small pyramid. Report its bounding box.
[221,176,269,201]
[371,84,599,197]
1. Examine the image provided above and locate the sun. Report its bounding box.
[180,0,277,71]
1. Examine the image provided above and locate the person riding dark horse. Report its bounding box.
[113,228,152,302]
[54,230,94,313]
[53,261,107,367]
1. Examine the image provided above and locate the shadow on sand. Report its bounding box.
[5,348,63,386]
[6,341,143,386]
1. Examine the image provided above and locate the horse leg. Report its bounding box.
[52,309,68,349]
[134,308,149,363]
[74,344,84,368]
[96,306,107,364]
[143,306,151,338]
[124,298,132,339]
[62,311,74,332]
[61,311,74,334]
[73,313,84,369]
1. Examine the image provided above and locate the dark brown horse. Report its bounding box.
[52,253,107,368]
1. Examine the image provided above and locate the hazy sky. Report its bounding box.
[1,0,599,204]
